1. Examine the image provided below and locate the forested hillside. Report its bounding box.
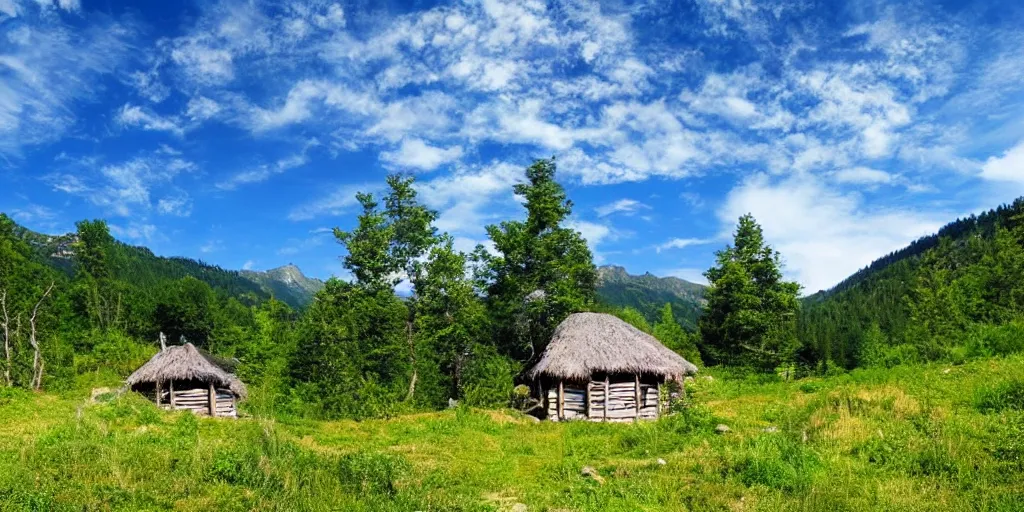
[595,265,705,329]
[798,198,1024,370]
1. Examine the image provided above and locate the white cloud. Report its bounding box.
[832,166,894,185]
[981,140,1024,184]
[156,193,193,217]
[116,104,183,136]
[217,140,317,190]
[288,182,382,221]
[720,173,947,293]
[110,222,162,245]
[595,198,650,217]
[415,161,522,235]
[186,96,221,121]
[0,6,135,156]
[200,239,224,253]
[380,138,463,172]
[655,237,713,253]
[10,203,57,223]
[242,259,255,270]
[47,152,195,217]
[566,219,617,264]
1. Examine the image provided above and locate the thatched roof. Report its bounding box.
[126,343,247,398]
[526,312,698,381]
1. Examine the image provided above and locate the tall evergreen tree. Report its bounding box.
[478,158,597,362]
[653,303,703,366]
[699,214,800,370]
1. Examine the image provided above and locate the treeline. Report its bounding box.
[3,160,695,419]
[7,157,1023,418]
[799,198,1024,371]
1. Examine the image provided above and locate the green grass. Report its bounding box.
[2,356,1023,511]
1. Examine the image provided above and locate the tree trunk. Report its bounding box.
[0,290,11,387]
[405,319,417,401]
[29,282,55,391]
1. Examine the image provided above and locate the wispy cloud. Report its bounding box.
[655,237,713,253]
[595,198,650,217]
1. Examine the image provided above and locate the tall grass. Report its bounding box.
[1,355,1022,511]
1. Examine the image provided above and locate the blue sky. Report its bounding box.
[2,0,1024,293]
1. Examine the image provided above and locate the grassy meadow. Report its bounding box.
[1,356,1022,511]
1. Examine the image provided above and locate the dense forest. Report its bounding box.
[3,159,1024,420]
[798,198,1024,371]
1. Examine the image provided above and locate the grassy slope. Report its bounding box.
[1,357,1022,511]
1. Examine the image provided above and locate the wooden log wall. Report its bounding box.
[544,376,661,422]
[151,386,237,417]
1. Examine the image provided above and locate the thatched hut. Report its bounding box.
[126,342,246,418]
[526,312,698,422]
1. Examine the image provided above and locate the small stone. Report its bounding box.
[581,466,605,484]
[656,458,667,465]
[762,426,778,433]
[447,398,459,409]
[942,368,951,374]
[715,424,731,434]
[524,414,540,423]
[511,504,528,512]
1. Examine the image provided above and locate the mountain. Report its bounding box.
[9,220,323,309]
[595,265,706,329]
[240,264,325,309]
[798,197,1024,369]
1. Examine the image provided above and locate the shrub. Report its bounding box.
[965,322,1024,359]
[975,379,1024,413]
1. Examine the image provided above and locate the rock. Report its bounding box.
[656,458,667,466]
[715,424,731,434]
[762,426,778,433]
[447,398,459,409]
[581,466,605,484]
[524,414,540,423]
[511,504,528,512]
[942,368,951,374]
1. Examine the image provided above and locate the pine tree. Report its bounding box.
[653,303,703,366]
[478,158,597,362]
[699,214,800,370]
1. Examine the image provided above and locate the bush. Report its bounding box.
[461,350,518,408]
[965,322,1024,359]
[975,379,1024,413]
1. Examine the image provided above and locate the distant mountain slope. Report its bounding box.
[798,197,1024,368]
[240,264,324,309]
[11,221,323,309]
[595,265,706,329]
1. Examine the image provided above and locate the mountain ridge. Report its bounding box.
[595,264,706,329]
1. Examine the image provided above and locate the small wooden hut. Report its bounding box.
[126,342,246,418]
[526,312,698,422]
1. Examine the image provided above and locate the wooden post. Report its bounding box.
[558,380,564,421]
[169,380,176,409]
[155,380,162,407]
[656,381,661,417]
[585,380,591,420]
[209,382,217,417]
[634,374,640,421]
[604,375,609,422]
